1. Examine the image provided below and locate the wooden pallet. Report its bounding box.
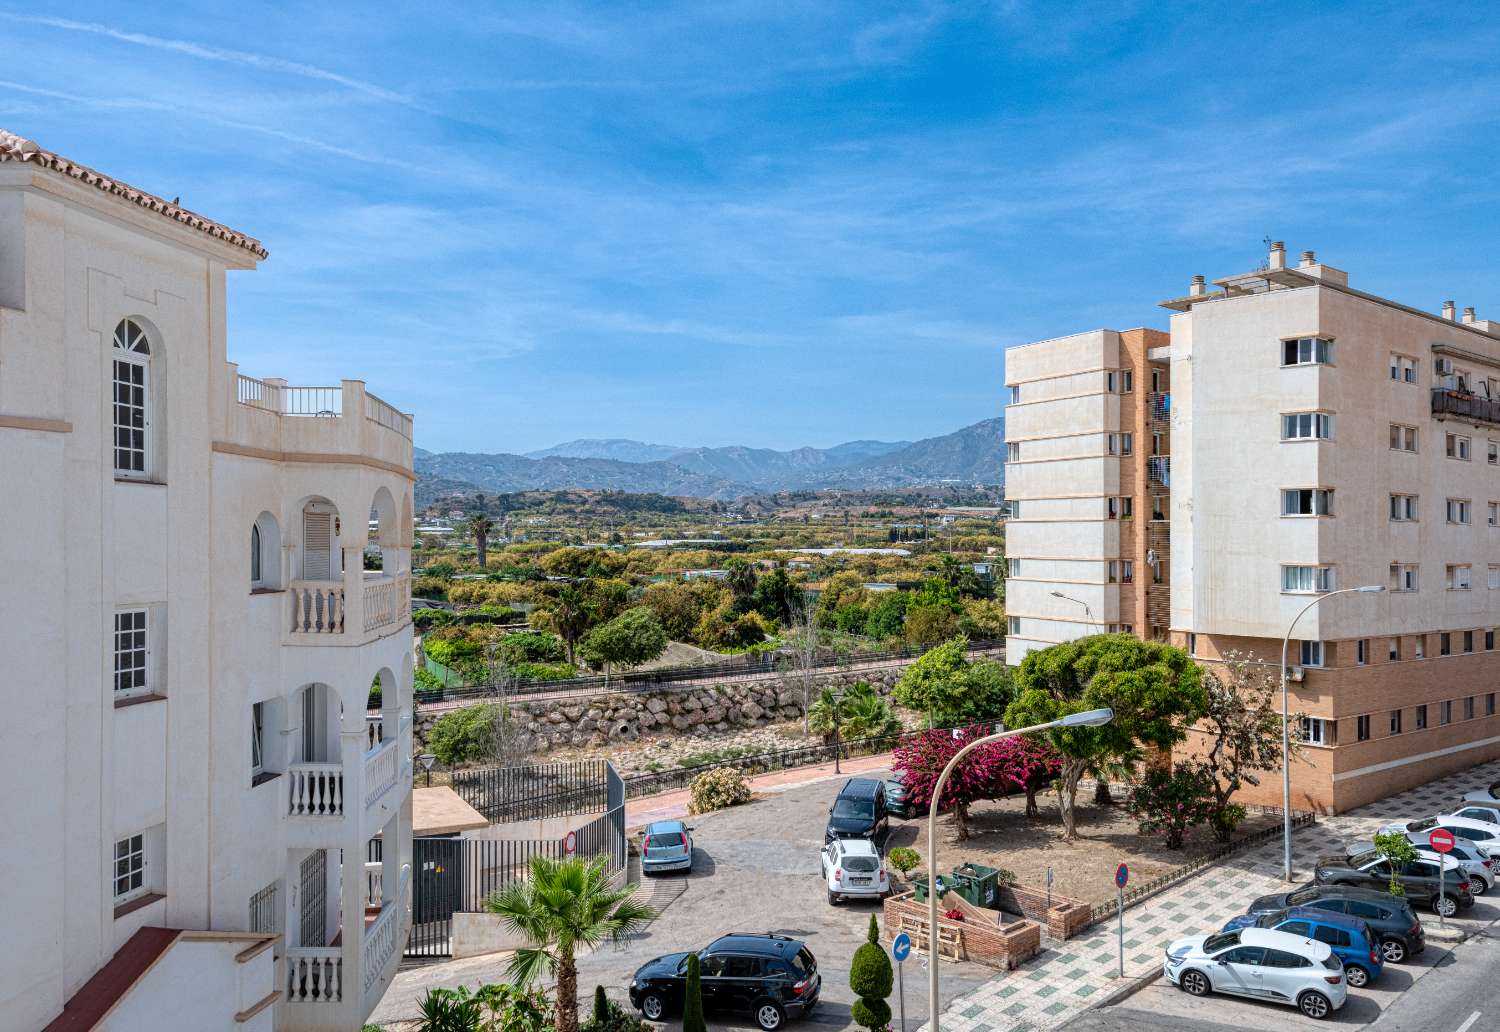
[899,914,964,960]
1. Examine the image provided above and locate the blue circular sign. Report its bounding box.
[1115,863,1129,889]
[892,932,912,962]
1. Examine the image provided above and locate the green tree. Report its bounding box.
[483,855,654,1032]
[904,604,961,645]
[892,638,1016,727]
[579,607,669,679]
[1373,832,1420,897]
[533,585,593,664]
[806,681,903,742]
[849,914,893,1032]
[1123,763,1214,848]
[471,514,495,569]
[864,592,910,640]
[1005,634,1207,840]
[724,558,758,613]
[751,566,798,624]
[639,581,708,641]
[682,953,707,1032]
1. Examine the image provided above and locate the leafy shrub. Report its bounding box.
[677,745,767,769]
[414,607,456,632]
[424,626,486,667]
[415,666,446,698]
[423,561,458,579]
[688,767,752,815]
[849,913,893,1032]
[414,575,451,601]
[417,986,482,1032]
[682,953,706,1032]
[806,681,902,742]
[1124,764,1215,849]
[1374,832,1420,896]
[428,704,500,766]
[580,988,642,1032]
[496,631,566,664]
[473,983,553,1032]
[887,847,920,875]
[510,661,577,681]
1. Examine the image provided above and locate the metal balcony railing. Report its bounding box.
[1433,387,1500,426]
[1147,456,1170,486]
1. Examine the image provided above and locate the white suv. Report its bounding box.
[1377,815,1500,855]
[1164,927,1346,1020]
[820,838,889,905]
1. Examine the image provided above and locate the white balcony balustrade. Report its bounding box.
[363,738,400,809]
[288,763,344,818]
[362,865,410,997]
[289,581,344,634]
[362,573,406,633]
[286,947,342,1004]
[362,862,384,910]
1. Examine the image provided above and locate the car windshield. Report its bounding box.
[1202,932,1239,954]
[1407,818,1439,832]
[1286,887,1320,906]
[844,855,879,873]
[1255,909,1290,928]
[833,799,874,820]
[1350,849,1380,866]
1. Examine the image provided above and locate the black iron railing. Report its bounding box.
[1433,387,1500,426]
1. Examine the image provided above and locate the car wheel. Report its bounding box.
[639,993,666,1021]
[754,1000,786,1031]
[1380,938,1407,964]
[1344,963,1370,988]
[1435,894,1459,918]
[1179,969,1210,997]
[1470,876,1488,896]
[1297,991,1332,1020]
[827,890,839,905]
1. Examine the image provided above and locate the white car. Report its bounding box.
[1461,782,1500,809]
[820,837,889,905]
[1376,815,1500,855]
[1164,927,1346,1020]
[1450,804,1500,826]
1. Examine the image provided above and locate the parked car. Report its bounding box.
[1449,804,1500,826]
[1376,815,1500,856]
[1314,849,1472,916]
[640,820,693,876]
[1220,908,1383,987]
[1245,885,1425,963]
[884,777,913,819]
[820,837,890,904]
[629,933,820,1031]
[1460,781,1500,808]
[824,778,890,844]
[1163,927,1347,1019]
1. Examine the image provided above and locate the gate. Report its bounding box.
[407,838,464,958]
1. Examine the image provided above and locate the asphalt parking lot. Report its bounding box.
[574,768,992,1031]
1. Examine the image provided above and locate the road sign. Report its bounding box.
[1114,864,1128,978]
[1430,828,1457,853]
[892,932,912,962]
[1115,863,1129,889]
[564,830,578,856]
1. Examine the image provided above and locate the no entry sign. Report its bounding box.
[1430,828,1456,853]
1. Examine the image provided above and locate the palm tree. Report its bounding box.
[535,585,591,665]
[484,855,654,1032]
[471,513,495,569]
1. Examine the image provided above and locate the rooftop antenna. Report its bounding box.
[1259,236,1273,272]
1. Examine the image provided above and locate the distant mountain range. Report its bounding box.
[415,417,1003,506]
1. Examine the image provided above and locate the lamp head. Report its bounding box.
[1355,585,1386,594]
[418,753,436,771]
[1060,707,1114,728]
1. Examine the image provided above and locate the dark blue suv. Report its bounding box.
[629,933,820,1031]
[1222,907,1384,987]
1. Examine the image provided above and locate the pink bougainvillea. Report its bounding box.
[892,726,1062,839]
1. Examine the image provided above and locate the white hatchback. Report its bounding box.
[820,837,889,904]
[1164,927,1346,1020]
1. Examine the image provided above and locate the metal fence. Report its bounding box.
[413,639,1006,706]
[451,759,613,823]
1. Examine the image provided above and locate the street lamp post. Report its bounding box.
[831,691,845,774]
[1280,584,1384,881]
[1050,591,1103,632]
[926,708,1114,1032]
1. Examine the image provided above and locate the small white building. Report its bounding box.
[0,129,415,1030]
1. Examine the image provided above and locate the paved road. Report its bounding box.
[373,770,992,1029]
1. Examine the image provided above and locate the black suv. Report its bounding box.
[1245,884,1426,963]
[1314,849,1474,917]
[628,933,820,1031]
[825,778,889,844]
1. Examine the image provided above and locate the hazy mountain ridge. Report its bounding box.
[522,436,912,488]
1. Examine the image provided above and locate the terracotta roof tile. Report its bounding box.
[0,128,267,259]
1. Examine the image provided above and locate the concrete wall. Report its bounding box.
[102,937,275,1032]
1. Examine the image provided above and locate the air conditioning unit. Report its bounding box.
[1436,357,1455,376]
[1289,667,1305,683]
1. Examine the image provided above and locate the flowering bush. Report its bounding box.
[943,908,965,922]
[892,727,1062,839]
[688,767,752,814]
[1123,764,1214,849]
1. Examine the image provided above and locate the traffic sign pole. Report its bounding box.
[1431,828,1456,929]
[891,932,912,1032]
[1114,864,1130,978]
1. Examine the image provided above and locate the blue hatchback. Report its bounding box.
[1222,906,1383,988]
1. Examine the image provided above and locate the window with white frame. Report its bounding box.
[1006,442,1020,462]
[1389,637,1402,661]
[1120,560,1134,583]
[251,702,265,778]
[1120,432,1132,455]
[1490,502,1499,527]
[1300,640,1324,667]
[1490,565,1500,590]
[1300,716,1334,746]
[1416,704,1428,729]
[1390,493,1419,521]
[1107,496,1133,520]
[1006,616,1021,635]
[1107,560,1119,583]
[113,609,150,698]
[1282,412,1334,440]
[1390,424,1419,452]
[250,523,263,584]
[1447,564,1473,591]
[1490,440,1499,465]
[1120,369,1133,393]
[1357,714,1371,741]
[1105,371,1116,392]
[1390,353,1418,383]
[1446,498,1472,525]
[1282,337,1332,366]
[1447,433,1472,460]
[1008,385,1021,404]
[1282,488,1333,516]
[111,319,152,478]
[1390,563,1419,592]
[1007,558,1021,577]
[1283,565,1336,593]
[113,833,146,904]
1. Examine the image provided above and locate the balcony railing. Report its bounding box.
[1147,456,1170,486]
[1433,387,1500,426]
[364,738,400,809]
[363,573,405,633]
[364,391,414,441]
[289,581,344,634]
[288,762,344,818]
[286,946,342,1004]
[1149,391,1170,423]
[363,865,410,996]
[237,375,344,418]
[363,862,384,910]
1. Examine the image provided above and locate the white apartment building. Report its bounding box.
[0,129,415,1030]
[1005,241,1500,812]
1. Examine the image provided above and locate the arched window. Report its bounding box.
[250,512,281,590]
[251,523,263,584]
[112,319,152,477]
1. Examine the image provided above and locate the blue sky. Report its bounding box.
[7,3,1500,453]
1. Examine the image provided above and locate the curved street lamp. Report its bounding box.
[1279,584,1384,880]
[926,707,1114,1032]
[1050,591,1104,632]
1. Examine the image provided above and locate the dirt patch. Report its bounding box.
[888,790,1282,907]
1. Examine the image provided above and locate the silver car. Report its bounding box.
[1164,927,1346,1020]
[641,820,693,876]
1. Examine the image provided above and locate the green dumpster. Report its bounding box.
[952,863,1002,909]
[909,874,951,903]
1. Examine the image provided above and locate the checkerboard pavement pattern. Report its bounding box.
[920,758,1500,1032]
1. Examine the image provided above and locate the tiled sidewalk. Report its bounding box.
[924,759,1500,1032]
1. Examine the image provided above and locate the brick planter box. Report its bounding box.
[881,891,1041,971]
[994,883,1092,941]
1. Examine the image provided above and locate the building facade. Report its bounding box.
[1006,241,1500,812]
[0,129,415,1031]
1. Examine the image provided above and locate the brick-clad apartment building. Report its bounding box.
[1005,241,1500,812]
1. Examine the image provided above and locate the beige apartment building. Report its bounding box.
[1006,241,1500,812]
